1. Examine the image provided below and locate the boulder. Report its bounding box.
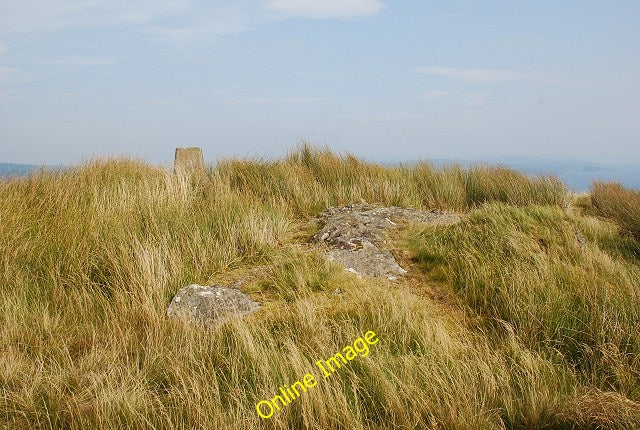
[167,284,260,327]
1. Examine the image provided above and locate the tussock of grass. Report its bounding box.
[568,389,640,429]
[590,182,640,241]
[0,145,637,428]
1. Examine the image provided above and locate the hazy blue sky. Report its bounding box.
[1,1,639,165]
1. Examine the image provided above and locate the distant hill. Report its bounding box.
[0,163,42,177]
[476,156,640,191]
[387,157,640,192]
[0,163,66,178]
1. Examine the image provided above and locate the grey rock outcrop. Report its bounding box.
[310,203,459,279]
[167,284,260,327]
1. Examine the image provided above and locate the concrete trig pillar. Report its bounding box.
[174,147,204,173]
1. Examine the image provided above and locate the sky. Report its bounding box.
[1,0,639,165]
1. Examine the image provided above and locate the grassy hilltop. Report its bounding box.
[2,145,640,429]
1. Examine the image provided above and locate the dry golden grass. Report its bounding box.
[591,182,640,241]
[0,145,638,429]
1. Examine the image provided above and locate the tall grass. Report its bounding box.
[407,203,640,402]
[0,145,635,429]
[590,181,640,241]
[216,145,569,215]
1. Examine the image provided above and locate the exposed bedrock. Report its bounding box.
[310,203,460,279]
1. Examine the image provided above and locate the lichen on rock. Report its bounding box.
[310,203,459,279]
[167,284,261,327]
